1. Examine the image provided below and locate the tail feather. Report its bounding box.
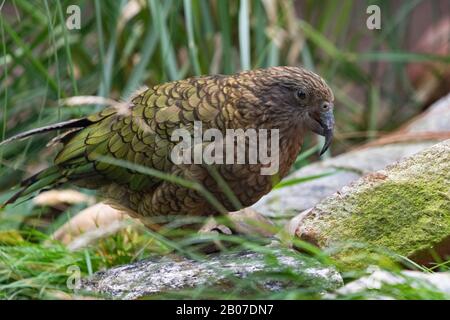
[2,166,62,208]
[0,117,95,207]
[0,118,91,147]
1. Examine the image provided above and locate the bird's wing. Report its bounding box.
[55,77,223,191]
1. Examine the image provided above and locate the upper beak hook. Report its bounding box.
[319,109,334,156]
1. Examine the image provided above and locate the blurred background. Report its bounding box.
[0,0,449,299]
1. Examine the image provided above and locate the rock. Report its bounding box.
[52,202,142,248]
[33,189,95,207]
[254,93,450,217]
[330,268,450,299]
[81,249,343,299]
[292,140,450,268]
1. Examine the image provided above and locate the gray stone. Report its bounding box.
[81,250,343,299]
[406,95,450,133]
[330,268,450,299]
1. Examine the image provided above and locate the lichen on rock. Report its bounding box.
[81,249,343,299]
[294,140,450,268]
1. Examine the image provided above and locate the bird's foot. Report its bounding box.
[190,208,279,254]
[194,217,234,254]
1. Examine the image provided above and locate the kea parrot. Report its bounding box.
[1,66,334,228]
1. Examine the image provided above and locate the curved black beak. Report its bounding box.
[318,109,334,156]
[309,108,335,156]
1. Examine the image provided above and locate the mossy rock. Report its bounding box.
[294,140,450,269]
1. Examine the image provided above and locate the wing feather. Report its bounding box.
[54,76,224,192]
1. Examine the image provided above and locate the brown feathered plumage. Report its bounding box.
[2,66,334,227]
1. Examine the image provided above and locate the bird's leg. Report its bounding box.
[201,219,234,236]
[195,216,234,253]
[194,208,278,253]
[226,207,277,238]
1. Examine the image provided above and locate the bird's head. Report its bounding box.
[237,66,335,155]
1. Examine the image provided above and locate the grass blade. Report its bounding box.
[239,0,250,70]
[183,0,202,75]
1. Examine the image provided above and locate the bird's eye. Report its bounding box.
[296,90,307,100]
